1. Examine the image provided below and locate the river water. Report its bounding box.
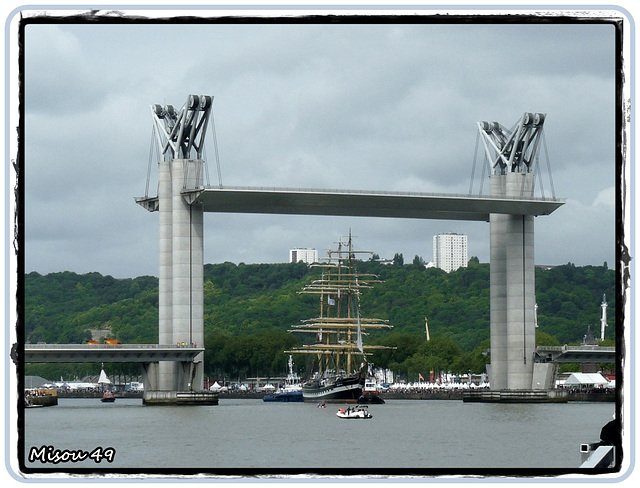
[19,397,615,478]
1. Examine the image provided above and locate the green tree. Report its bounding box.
[24,260,616,380]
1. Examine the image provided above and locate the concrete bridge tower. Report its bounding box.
[139,95,213,392]
[478,113,548,390]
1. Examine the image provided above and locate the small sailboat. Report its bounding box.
[98,364,115,403]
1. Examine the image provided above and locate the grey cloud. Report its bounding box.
[20,13,620,277]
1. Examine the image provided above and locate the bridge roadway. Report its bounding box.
[23,344,613,364]
[23,344,204,363]
[136,185,564,220]
[535,345,616,364]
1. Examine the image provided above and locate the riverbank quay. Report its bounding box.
[57,390,143,399]
[382,390,464,400]
[143,390,219,405]
[215,389,614,402]
[463,389,569,403]
[566,389,616,402]
[53,388,614,402]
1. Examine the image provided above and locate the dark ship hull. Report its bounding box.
[302,370,365,402]
[357,391,385,404]
[263,391,304,402]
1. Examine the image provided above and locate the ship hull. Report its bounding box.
[302,374,365,402]
[357,392,386,404]
[263,391,304,402]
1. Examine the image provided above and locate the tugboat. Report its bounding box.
[358,378,386,404]
[286,232,395,402]
[101,390,116,403]
[263,356,304,402]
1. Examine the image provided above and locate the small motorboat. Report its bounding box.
[101,391,116,403]
[336,405,372,419]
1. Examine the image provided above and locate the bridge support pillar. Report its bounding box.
[156,158,205,391]
[157,159,175,390]
[490,172,537,390]
[532,363,557,389]
[141,362,159,391]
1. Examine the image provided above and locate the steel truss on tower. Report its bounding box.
[151,94,213,161]
[478,112,546,175]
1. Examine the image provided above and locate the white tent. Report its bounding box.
[563,373,610,388]
[67,382,98,390]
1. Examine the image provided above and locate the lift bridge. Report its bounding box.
[25,95,584,403]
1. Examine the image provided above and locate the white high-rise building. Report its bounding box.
[289,248,318,264]
[433,233,468,273]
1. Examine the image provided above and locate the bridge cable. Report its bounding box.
[210,107,223,188]
[542,131,556,199]
[534,150,546,200]
[469,130,481,195]
[145,125,157,198]
[480,152,488,195]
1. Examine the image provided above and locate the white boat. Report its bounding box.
[336,405,372,419]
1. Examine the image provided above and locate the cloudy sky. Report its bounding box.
[17,7,624,279]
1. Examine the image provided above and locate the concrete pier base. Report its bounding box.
[462,389,568,403]
[143,390,219,406]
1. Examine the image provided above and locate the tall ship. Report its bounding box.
[286,232,394,402]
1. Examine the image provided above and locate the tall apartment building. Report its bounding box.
[433,233,468,273]
[289,248,318,265]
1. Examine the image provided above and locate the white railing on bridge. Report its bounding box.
[537,345,615,352]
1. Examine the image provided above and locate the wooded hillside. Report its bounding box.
[23,260,616,380]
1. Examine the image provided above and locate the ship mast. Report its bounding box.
[286,232,394,375]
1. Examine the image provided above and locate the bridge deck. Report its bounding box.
[23,344,204,363]
[535,346,616,363]
[137,186,564,220]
